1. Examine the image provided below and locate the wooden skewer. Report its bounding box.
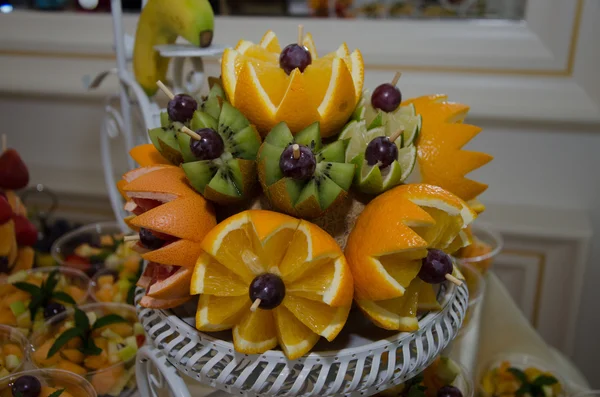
[292,144,301,159]
[446,273,463,286]
[250,298,261,312]
[124,235,140,242]
[389,129,403,143]
[391,72,402,86]
[180,126,201,140]
[297,24,304,45]
[156,80,175,100]
[1,134,6,152]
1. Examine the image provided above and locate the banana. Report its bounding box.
[133,0,215,96]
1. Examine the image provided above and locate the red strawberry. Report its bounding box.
[12,214,38,246]
[0,196,12,224]
[0,149,29,190]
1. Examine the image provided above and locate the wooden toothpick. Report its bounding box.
[292,144,301,159]
[391,72,402,86]
[250,299,262,312]
[389,129,404,143]
[446,274,463,286]
[297,24,304,45]
[156,80,175,100]
[180,126,201,140]
[124,235,140,242]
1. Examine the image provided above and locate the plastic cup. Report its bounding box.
[457,225,503,274]
[30,303,140,397]
[0,368,97,397]
[457,262,486,335]
[0,325,29,376]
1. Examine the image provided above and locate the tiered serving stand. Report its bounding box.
[90,1,470,395]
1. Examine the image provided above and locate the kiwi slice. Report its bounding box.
[182,102,262,204]
[148,125,183,164]
[201,83,225,120]
[258,122,355,219]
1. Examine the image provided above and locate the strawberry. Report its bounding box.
[12,214,38,246]
[0,149,29,190]
[0,196,12,224]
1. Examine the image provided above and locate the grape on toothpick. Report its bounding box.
[438,385,463,397]
[418,248,463,286]
[139,227,166,250]
[371,72,402,113]
[279,25,312,75]
[189,128,225,160]
[249,273,286,310]
[279,143,316,181]
[156,80,198,123]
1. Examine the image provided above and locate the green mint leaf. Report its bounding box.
[47,328,83,358]
[92,314,128,330]
[44,269,61,295]
[508,367,529,384]
[515,384,531,397]
[81,337,102,356]
[28,294,43,321]
[48,389,65,397]
[74,308,90,331]
[127,284,136,306]
[533,375,558,386]
[14,282,42,298]
[89,251,111,264]
[407,384,426,397]
[52,291,76,305]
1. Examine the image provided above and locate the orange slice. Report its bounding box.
[403,95,493,203]
[222,31,364,137]
[191,210,352,359]
[345,183,476,330]
[129,143,170,167]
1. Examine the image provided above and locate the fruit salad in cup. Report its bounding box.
[90,261,142,306]
[378,356,472,397]
[51,222,141,278]
[30,303,144,397]
[0,268,90,337]
[0,368,97,397]
[479,360,562,397]
[0,325,28,379]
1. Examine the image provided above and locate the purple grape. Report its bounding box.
[11,375,41,397]
[249,273,286,310]
[365,136,398,168]
[139,228,165,250]
[167,94,198,123]
[279,44,312,75]
[189,128,225,160]
[279,144,316,180]
[44,302,66,320]
[371,83,402,113]
[418,249,453,284]
[437,386,463,397]
[0,256,8,274]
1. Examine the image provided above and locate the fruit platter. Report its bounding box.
[89,0,498,390]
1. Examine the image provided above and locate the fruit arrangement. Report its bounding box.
[124,24,493,361]
[0,268,89,337]
[0,143,38,277]
[377,356,466,397]
[0,369,97,397]
[480,361,561,397]
[30,304,142,397]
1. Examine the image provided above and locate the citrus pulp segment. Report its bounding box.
[191,210,353,358]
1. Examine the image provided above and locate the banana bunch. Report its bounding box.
[133,0,215,96]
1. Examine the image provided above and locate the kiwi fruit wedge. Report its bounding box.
[181,101,261,204]
[258,122,355,219]
[148,83,225,164]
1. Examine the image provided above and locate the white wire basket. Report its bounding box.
[134,280,468,397]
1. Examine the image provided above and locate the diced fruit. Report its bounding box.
[136,334,146,347]
[83,353,109,370]
[9,301,26,316]
[87,312,97,327]
[133,323,145,336]
[98,274,114,287]
[0,367,8,378]
[60,348,85,364]
[118,345,138,362]
[4,343,23,359]
[91,365,125,395]
[5,354,20,370]
[33,340,61,367]
[101,329,124,342]
[7,270,27,283]
[57,359,87,376]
